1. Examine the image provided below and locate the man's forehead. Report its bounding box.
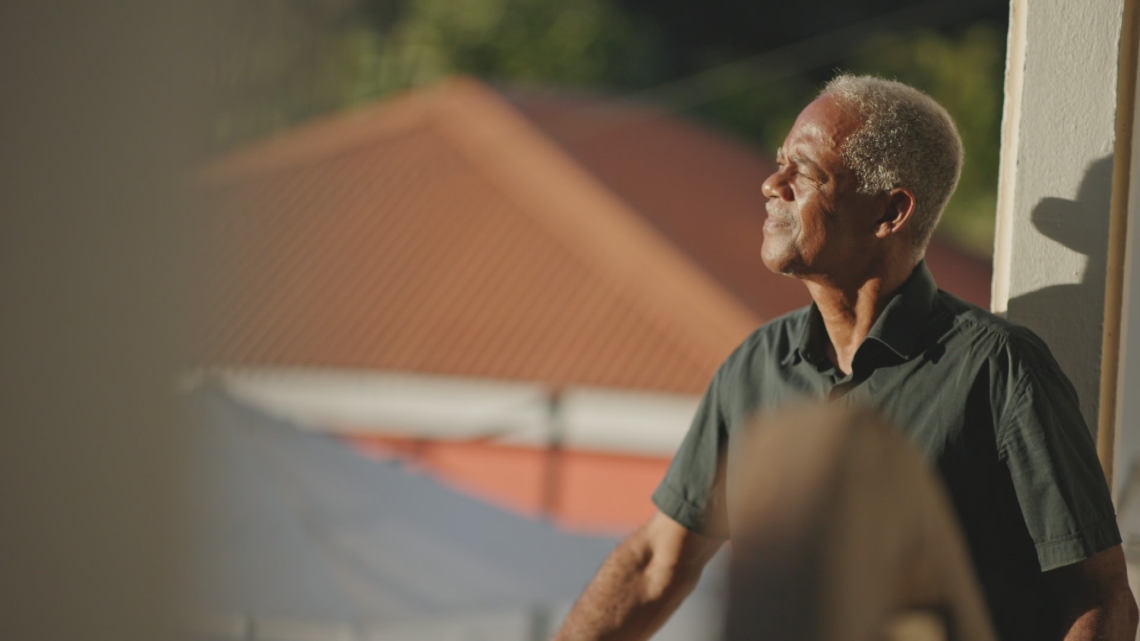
[779,123,842,159]
[787,95,859,148]
[790,121,839,146]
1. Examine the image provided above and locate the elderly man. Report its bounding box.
[551,75,1138,641]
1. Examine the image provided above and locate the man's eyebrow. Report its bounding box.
[776,145,816,169]
[788,151,821,173]
[796,155,820,169]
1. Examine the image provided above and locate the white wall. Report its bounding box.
[994,0,1127,436]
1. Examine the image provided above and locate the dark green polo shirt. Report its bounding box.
[652,261,1120,641]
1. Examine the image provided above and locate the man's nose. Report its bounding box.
[762,170,793,201]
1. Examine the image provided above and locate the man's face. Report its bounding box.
[760,95,883,278]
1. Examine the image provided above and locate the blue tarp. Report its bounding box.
[182,387,723,640]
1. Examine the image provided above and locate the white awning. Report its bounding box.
[185,368,700,457]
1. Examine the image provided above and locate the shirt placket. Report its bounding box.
[828,373,856,404]
[825,343,884,404]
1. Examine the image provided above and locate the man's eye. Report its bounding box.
[801,174,826,189]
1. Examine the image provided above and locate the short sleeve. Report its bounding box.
[998,333,1121,571]
[651,366,730,538]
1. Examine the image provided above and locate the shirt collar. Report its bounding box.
[783,304,826,367]
[782,261,938,366]
[865,261,938,360]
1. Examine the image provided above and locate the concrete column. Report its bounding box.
[1113,3,1140,500]
[993,0,1128,441]
[1117,59,1140,503]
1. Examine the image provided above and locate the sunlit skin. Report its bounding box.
[762,97,877,280]
[760,94,919,374]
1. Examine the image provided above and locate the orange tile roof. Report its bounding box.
[511,92,812,318]
[195,79,760,393]
[195,77,991,395]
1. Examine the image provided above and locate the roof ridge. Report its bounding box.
[430,78,760,360]
[194,85,443,185]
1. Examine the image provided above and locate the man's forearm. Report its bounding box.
[1062,591,1139,641]
[1045,546,1139,641]
[552,528,704,641]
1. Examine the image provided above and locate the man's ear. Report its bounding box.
[875,187,917,238]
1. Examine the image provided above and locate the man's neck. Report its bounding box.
[804,261,917,376]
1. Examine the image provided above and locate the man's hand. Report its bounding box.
[1044,544,1138,640]
[551,511,723,641]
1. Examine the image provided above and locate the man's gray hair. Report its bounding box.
[821,74,964,254]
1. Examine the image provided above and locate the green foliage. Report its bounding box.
[207,0,661,149]
[206,1,382,146]
[375,0,661,88]
[680,68,820,154]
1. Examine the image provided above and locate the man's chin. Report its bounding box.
[760,246,801,277]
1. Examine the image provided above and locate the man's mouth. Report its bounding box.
[765,202,793,224]
[764,211,793,230]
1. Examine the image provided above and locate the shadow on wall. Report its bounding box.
[1006,154,1113,436]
